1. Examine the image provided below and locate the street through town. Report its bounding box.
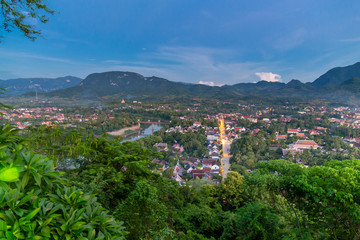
[219,116,231,179]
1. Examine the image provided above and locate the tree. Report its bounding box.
[220,202,291,240]
[247,159,360,239]
[0,0,54,41]
[0,126,127,239]
[118,180,167,239]
[220,171,244,210]
[163,167,174,179]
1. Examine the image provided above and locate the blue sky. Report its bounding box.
[1,0,360,85]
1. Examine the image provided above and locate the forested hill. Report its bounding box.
[312,62,360,87]
[46,71,223,99]
[0,76,82,95]
[5,62,360,104]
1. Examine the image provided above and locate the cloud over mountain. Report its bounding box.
[198,81,223,87]
[255,72,282,82]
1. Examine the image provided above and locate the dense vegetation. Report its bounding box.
[0,123,359,239]
[0,124,126,239]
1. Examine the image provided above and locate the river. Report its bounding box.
[121,124,163,142]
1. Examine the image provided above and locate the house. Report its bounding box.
[202,158,218,167]
[287,129,300,134]
[254,128,261,133]
[186,165,197,174]
[154,143,168,152]
[173,163,184,177]
[207,134,219,141]
[192,170,205,179]
[276,135,287,140]
[329,118,340,123]
[293,140,319,149]
[209,152,220,160]
[316,127,327,131]
[203,167,211,174]
[193,122,202,127]
[296,133,306,138]
[309,130,319,135]
[152,159,167,170]
[282,140,319,156]
[235,127,246,132]
[188,157,200,164]
[210,164,220,171]
[248,118,258,123]
[172,143,184,152]
[172,174,184,182]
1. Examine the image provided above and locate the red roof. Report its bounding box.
[203,167,211,173]
[295,140,318,146]
[288,129,300,133]
[296,133,306,138]
[192,170,205,179]
[276,135,287,139]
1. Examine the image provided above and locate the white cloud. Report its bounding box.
[255,72,282,82]
[198,81,223,87]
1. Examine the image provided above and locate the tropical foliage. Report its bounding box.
[2,122,360,239]
[0,124,127,239]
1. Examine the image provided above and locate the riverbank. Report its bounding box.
[107,124,141,136]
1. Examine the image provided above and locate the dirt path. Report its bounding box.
[107,123,140,136]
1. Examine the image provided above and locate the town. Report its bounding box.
[2,102,360,183]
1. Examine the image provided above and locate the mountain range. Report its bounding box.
[0,76,82,95]
[3,62,360,105]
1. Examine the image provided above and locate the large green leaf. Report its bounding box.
[0,167,19,182]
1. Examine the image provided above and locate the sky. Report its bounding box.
[1,0,360,86]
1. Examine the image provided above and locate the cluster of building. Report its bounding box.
[282,140,320,156]
[278,128,324,156]
[154,122,224,183]
[0,107,65,128]
[153,157,221,183]
[330,107,360,129]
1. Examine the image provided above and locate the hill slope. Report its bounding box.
[6,62,360,105]
[312,62,360,87]
[24,70,354,104]
[0,76,82,96]
[46,71,223,100]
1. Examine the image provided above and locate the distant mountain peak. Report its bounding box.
[0,76,82,96]
[287,79,303,86]
[312,62,360,87]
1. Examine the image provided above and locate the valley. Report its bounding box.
[2,1,360,237]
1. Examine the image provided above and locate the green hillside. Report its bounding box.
[312,62,360,87]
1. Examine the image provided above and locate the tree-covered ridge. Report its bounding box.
[6,61,360,106]
[0,76,82,96]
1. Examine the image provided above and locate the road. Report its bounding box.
[221,139,231,179]
[218,117,231,179]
